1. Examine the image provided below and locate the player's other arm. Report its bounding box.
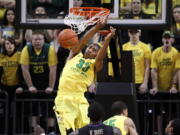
[70,16,108,58]
[95,27,116,72]
[125,118,138,135]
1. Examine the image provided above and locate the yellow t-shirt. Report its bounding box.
[0,8,6,20]
[56,53,95,98]
[142,0,162,15]
[101,0,111,4]
[0,52,21,86]
[151,47,178,91]
[108,44,121,77]
[173,0,180,7]
[176,23,180,31]
[20,45,57,66]
[123,41,151,84]
[104,115,127,135]
[120,0,131,8]
[175,53,180,69]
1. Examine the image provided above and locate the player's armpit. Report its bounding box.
[113,127,122,135]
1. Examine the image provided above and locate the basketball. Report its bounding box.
[58,29,79,49]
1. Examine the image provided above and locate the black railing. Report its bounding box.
[13,91,59,135]
[0,90,8,135]
[1,90,180,135]
[137,92,180,135]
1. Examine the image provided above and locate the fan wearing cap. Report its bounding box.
[123,29,151,95]
[122,29,151,135]
[150,30,179,95]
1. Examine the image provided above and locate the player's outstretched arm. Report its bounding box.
[71,16,108,56]
[95,26,116,72]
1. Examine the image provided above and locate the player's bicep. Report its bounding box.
[95,60,103,72]
[71,38,85,55]
[67,50,77,60]
[125,118,136,129]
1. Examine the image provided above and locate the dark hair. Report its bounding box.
[2,8,15,26]
[173,5,180,9]
[111,101,127,115]
[32,30,45,36]
[144,0,153,8]
[2,37,17,55]
[171,119,180,135]
[33,6,47,18]
[88,102,104,122]
[92,43,101,50]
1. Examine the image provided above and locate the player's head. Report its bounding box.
[162,31,174,47]
[165,119,180,135]
[88,101,105,123]
[84,43,101,59]
[111,101,128,116]
[31,30,45,49]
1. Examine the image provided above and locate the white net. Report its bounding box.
[64,11,106,34]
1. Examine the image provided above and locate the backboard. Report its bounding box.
[16,0,172,29]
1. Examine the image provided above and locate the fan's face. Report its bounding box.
[173,7,180,22]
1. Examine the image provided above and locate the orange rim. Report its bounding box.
[70,7,110,18]
[98,30,111,35]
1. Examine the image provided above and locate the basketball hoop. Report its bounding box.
[64,7,110,34]
[98,30,111,36]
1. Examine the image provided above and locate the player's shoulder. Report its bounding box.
[124,117,134,126]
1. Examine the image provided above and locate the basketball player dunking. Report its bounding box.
[53,16,116,135]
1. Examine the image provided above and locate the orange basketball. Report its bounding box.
[58,29,79,49]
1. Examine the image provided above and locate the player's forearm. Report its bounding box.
[79,25,103,48]
[143,62,150,85]
[21,65,33,87]
[171,70,178,88]
[22,70,33,88]
[151,69,158,88]
[48,65,57,89]
[129,127,138,135]
[95,37,111,62]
